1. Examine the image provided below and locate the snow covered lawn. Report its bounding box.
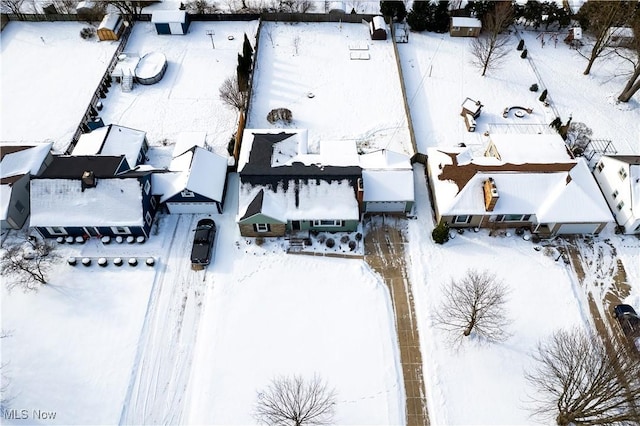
[0,22,119,150]
[186,252,404,425]
[249,21,413,156]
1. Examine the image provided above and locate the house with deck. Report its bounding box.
[593,155,640,234]
[1,142,53,230]
[30,155,158,239]
[427,133,613,236]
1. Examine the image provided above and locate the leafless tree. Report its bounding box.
[184,0,217,14]
[617,14,640,102]
[576,1,639,75]
[565,121,592,156]
[219,76,247,111]
[433,269,510,344]
[254,374,336,426]
[469,1,514,77]
[0,0,25,14]
[1,235,59,292]
[104,0,153,19]
[53,0,78,14]
[525,327,640,426]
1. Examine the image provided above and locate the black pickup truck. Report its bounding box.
[191,219,216,270]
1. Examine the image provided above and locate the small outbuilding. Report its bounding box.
[97,13,125,41]
[151,10,190,35]
[450,17,481,37]
[369,15,388,41]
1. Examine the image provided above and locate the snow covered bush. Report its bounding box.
[340,235,350,244]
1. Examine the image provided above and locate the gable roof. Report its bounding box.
[0,142,52,179]
[363,169,414,202]
[30,178,143,227]
[239,188,287,222]
[72,124,146,167]
[38,155,129,179]
[488,133,573,164]
[173,131,206,158]
[153,146,227,203]
[451,17,482,28]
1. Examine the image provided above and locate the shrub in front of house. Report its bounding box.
[326,238,335,248]
[340,235,350,244]
[432,221,450,244]
[349,240,357,251]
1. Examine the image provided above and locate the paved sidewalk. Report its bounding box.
[365,222,429,426]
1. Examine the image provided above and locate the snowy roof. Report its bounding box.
[239,189,287,222]
[372,16,386,31]
[151,10,187,23]
[238,179,359,222]
[153,147,227,203]
[607,27,634,39]
[461,98,482,114]
[30,178,143,227]
[99,14,122,31]
[238,129,308,173]
[73,125,146,168]
[363,170,414,202]
[427,148,611,223]
[173,131,206,158]
[359,149,411,170]
[0,184,12,220]
[451,17,482,28]
[488,133,571,164]
[0,142,52,179]
[320,140,359,166]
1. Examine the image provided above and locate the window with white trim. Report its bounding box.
[46,227,67,236]
[619,167,628,180]
[454,215,471,224]
[181,190,195,197]
[254,223,270,232]
[145,211,152,226]
[497,214,531,222]
[312,220,344,227]
[111,226,131,235]
[452,26,460,31]
[617,201,625,211]
[612,189,619,199]
[596,161,604,172]
[144,180,151,195]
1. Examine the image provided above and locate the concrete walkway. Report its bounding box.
[365,221,429,426]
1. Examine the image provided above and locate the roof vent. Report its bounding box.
[81,170,97,192]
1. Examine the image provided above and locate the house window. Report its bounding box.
[596,161,604,172]
[313,220,344,227]
[145,211,152,226]
[111,226,131,235]
[46,227,67,236]
[181,190,195,197]
[254,223,270,233]
[15,200,25,213]
[454,215,471,224]
[522,214,532,221]
[452,26,460,31]
[617,201,625,211]
[144,180,151,195]
[498,214,530,222]
[612,189,619,199]
[150,196,157,209]
[619,167,628,180]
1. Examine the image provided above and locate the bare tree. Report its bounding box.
[1,235,59,291]
[254,374,336,426]
[617,13,640,102]
[219,76,247,111]
[469,1,514,77]
[565,121,592,156]
[0,0,25,14]
[433,269,510,344]
[525,327,640,426]
[576,1,639,75]
[184,0,217,14]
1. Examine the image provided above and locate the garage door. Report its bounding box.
[366,201,406,213]
[167,202,218,214]
[556,223,600,235]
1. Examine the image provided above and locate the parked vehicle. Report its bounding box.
[613,304,640,353]
[190,218,216,270]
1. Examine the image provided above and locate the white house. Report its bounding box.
[427,133,613,236]
[593,155,640,234]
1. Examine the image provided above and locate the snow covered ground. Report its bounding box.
[1,15,640,426]
[0,22,119,151]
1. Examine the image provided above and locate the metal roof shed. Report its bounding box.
[151,10,190,35]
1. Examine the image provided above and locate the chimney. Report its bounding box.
[357,177,364,212]
[81,170,97,192]
[483,177,499,211]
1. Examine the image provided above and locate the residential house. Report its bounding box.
[0,142,53,230]
[237,129,361,237]
[72,124,149,167]
[593,155,640,234]
[427,133,613,236]
[152,132,228,214]
[30,155,158,239]
[449,17,482,37]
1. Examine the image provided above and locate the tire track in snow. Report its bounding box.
[120,214,209,425]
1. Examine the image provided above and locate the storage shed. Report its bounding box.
[450,17,481,37]
[151,10,190,35]
[369,16,387,40]
[97,13,125,41]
